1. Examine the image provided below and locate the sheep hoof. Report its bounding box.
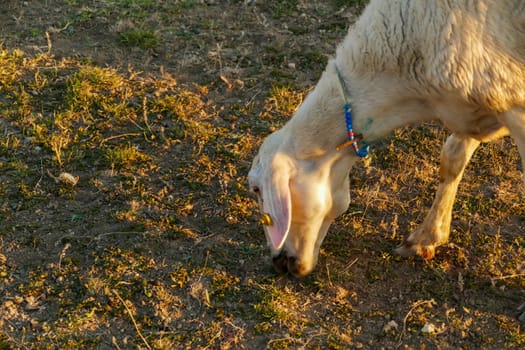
[395,240,436,260]
[394,243,417,257]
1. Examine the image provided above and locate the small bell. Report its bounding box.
[259,213,273,226]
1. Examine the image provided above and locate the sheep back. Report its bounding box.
[338,0,525,112]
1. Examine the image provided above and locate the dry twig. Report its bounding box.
[397,299,436,348]
[113,289,152,350]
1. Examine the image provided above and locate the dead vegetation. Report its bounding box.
[0,0,523,348]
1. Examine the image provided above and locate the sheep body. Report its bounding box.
[249,0,525,280]
[343,0,525,111]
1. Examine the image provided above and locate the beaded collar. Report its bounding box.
[334,64,370,158]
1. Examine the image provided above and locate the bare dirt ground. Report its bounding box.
[0,0,524,349]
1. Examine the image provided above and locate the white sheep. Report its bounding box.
[248,0,525,284]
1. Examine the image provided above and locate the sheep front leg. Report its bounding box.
[396,133,480,259]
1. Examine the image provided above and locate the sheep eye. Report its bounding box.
[252,186,260,194]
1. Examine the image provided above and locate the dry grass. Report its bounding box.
[0,0,523,349]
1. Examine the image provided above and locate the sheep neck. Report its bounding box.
[282,64,357,161]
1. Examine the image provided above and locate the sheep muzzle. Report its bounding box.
[272,251,309,278]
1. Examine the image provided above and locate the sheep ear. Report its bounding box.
[262,166,292,251]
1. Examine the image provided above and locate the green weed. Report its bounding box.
[105,143,152,170]
[272,0,299,18]
[119,29,160,49]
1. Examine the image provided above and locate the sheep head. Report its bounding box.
[248,126,355,277]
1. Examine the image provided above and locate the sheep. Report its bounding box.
[248,0,525,280]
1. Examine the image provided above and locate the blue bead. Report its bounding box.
[341,103,368,158]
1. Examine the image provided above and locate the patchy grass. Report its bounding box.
[271,0,299,19]
[0,1,523,349]
[119,28,160,49]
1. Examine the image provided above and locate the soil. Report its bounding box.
[0,1,524,349]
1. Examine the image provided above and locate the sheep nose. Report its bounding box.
[272,251,308,278]
[272,251,289,274]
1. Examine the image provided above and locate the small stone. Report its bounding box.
[421,323,436,334]
[383,320,398,332]
[58,172,79,186]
